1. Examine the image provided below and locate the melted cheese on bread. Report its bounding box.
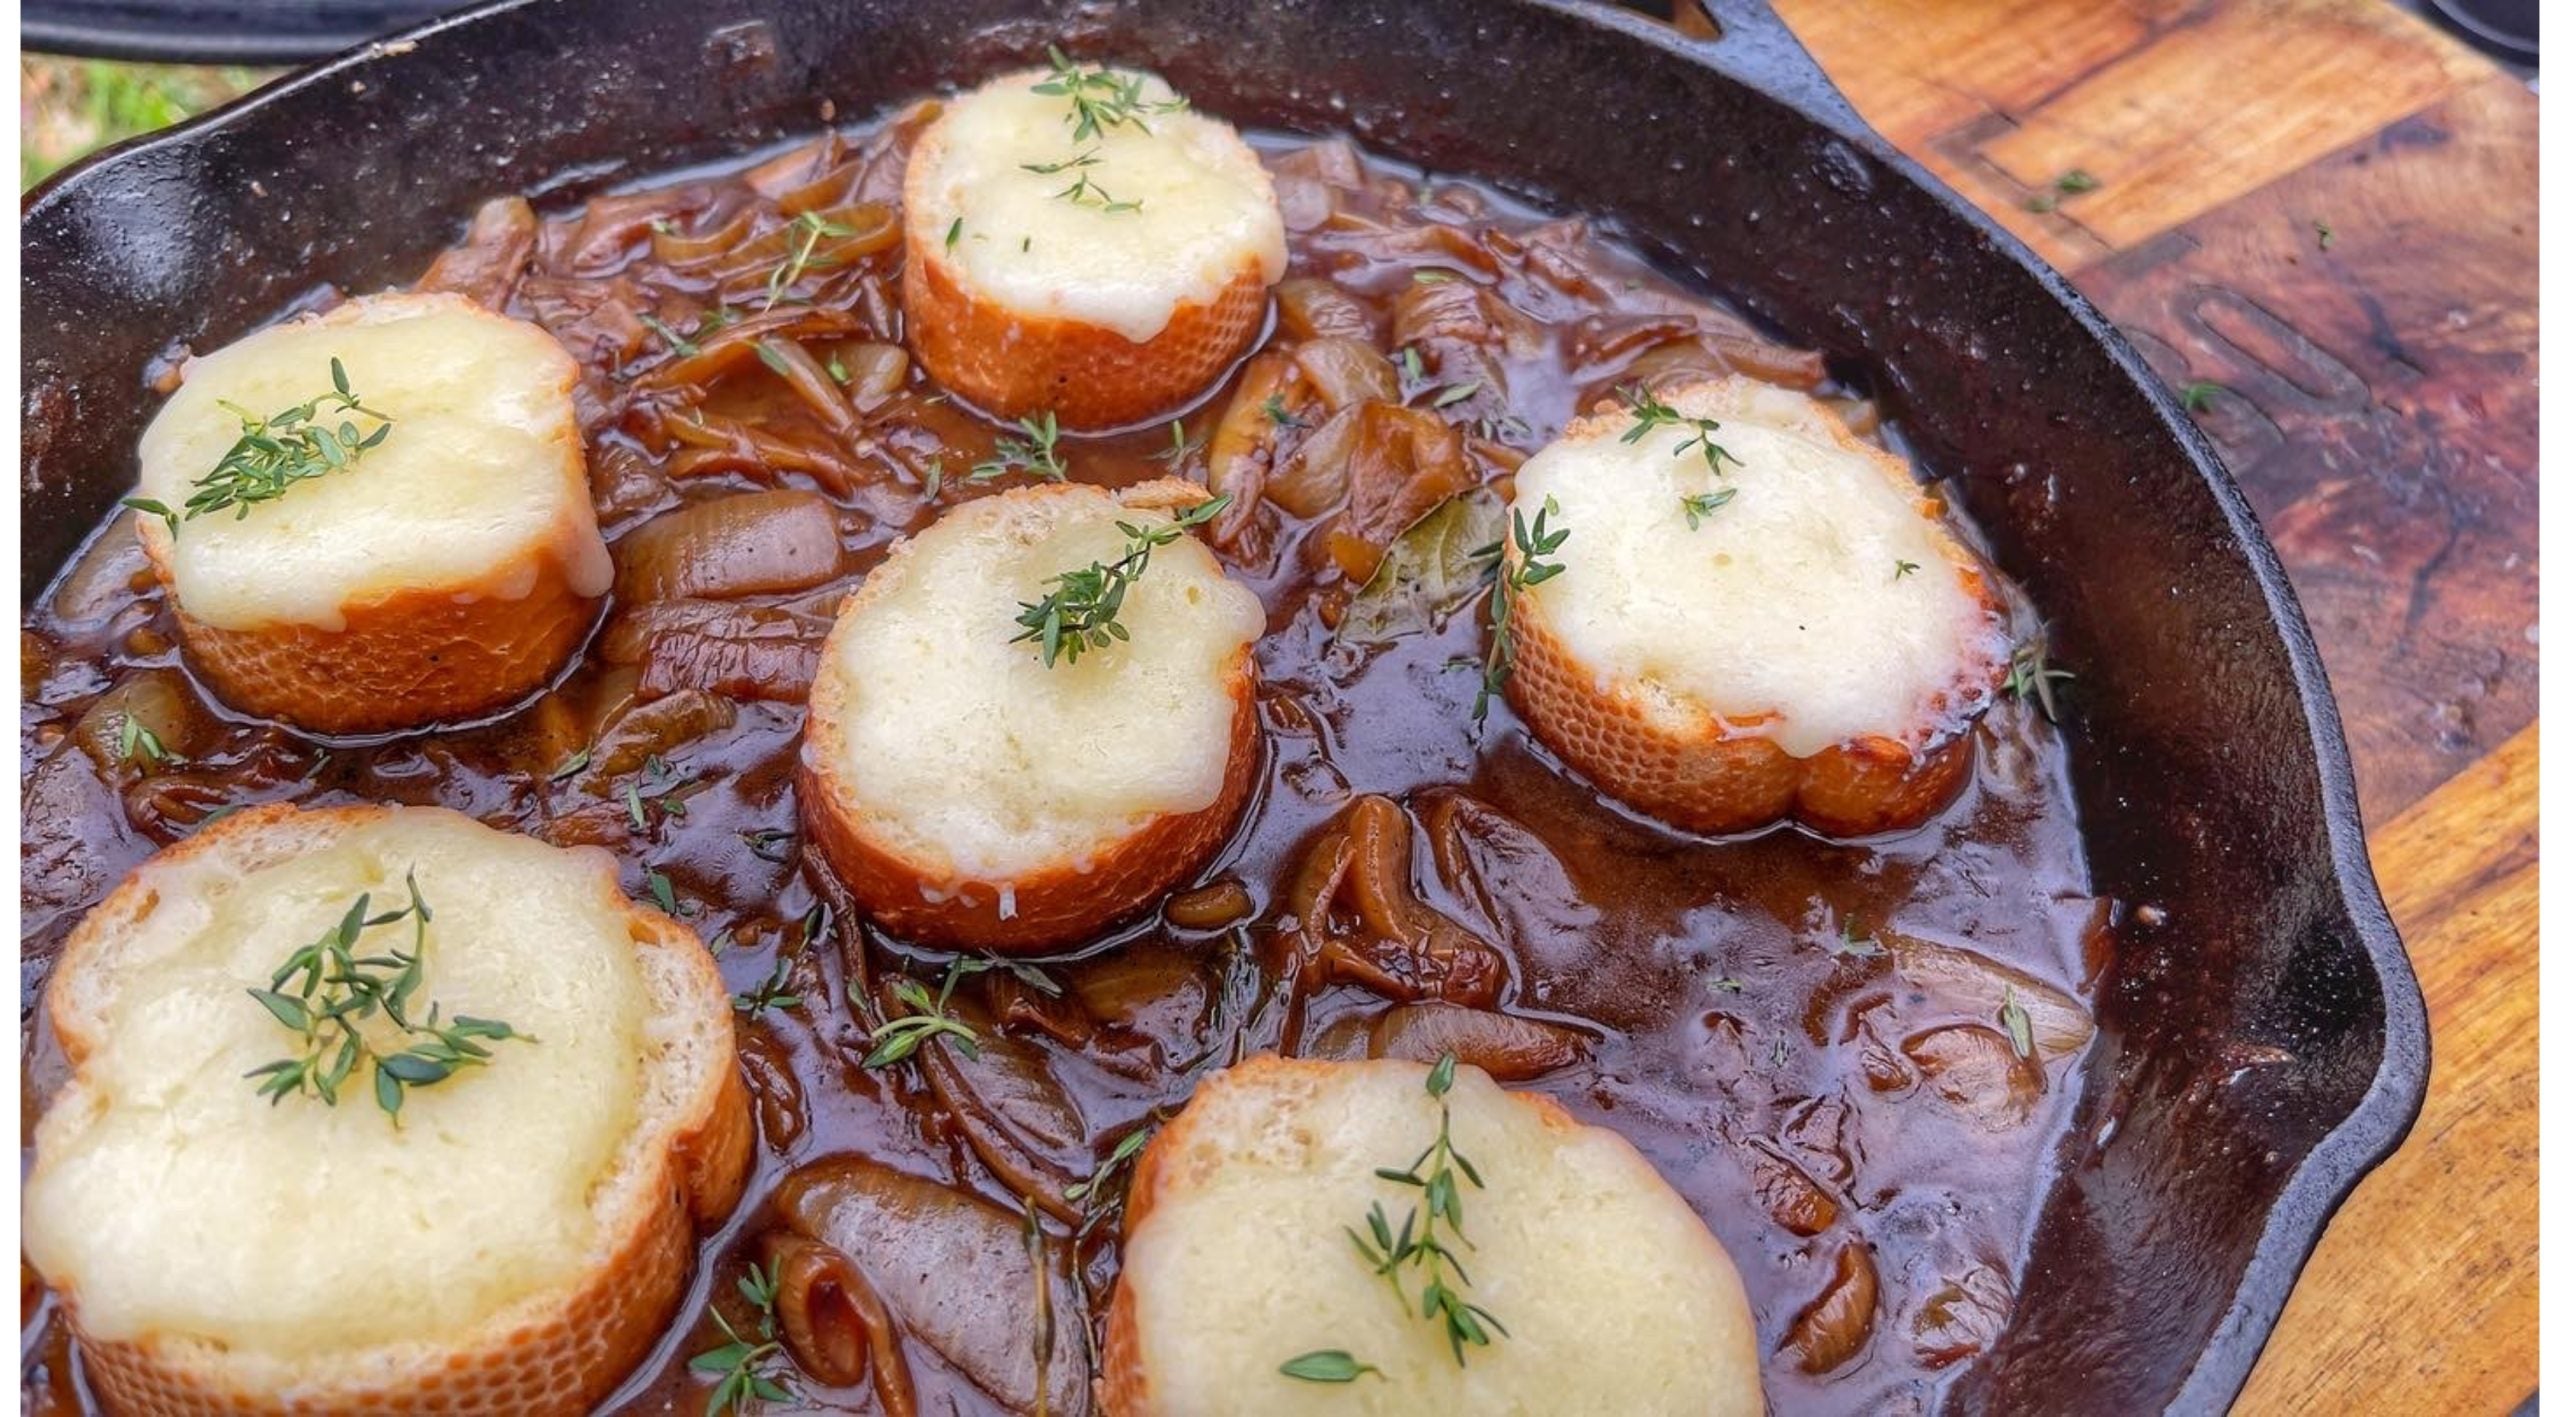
[133,291,612,632]
[807,481,1263,883]
[907,69,1286,344]
[24,808,647,1356]
[1511,379,2002,758]
[1107,1056,1762,1415]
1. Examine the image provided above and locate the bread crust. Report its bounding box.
[1503,383,2002,837]
[141,509,603,738]
[899,114,1275,432]
[32,804,751,1417]
[800,653,1262,954]
[135,292,607,737]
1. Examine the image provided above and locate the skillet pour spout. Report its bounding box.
[19,1,2425,1412]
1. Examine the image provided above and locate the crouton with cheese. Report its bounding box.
[902,61,1287,430]
[800,480,1264,952]
[1500,377,2008,836]
[21,804,750,1416]
[131,292,612,736]
[1101,1055,1762,1415]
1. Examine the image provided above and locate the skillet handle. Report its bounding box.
[1575,0,1872,135]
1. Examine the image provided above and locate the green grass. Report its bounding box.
[21,58,276,191]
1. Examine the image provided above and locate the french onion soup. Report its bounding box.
[21,56,2107,1416]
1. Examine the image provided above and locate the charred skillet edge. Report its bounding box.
[19,0,2427,1408]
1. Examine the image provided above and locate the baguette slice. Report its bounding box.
[901,66,1286,430]
[1101,1055,1762,1415]
[132,291,613,736]
[1503,377,2008,836]
[800,480,1264,952]
[22,803,750,1417]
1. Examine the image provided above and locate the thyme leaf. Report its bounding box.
[1471,494,1568,722]
[968,410,1068,484]
[1339,1052,1508,1366]
[154,358,393,534]
[1010,495,1230,668]
[690,1260,796,1416]
[2003,640,2076,722]
[242,870,531,1121]
[1280,1350,1382,1384]
[1032,46,1189,143]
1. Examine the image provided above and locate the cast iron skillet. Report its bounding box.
[18,1,2428,1410]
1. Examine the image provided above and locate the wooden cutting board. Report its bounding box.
[1764,0,2539,1409]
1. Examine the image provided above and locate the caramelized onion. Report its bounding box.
[601,599,829,703]
[752,335,859,432]
[1783,1242,1880,1374]
[1294,796,1507,1010]
[633,306,867,392]
[777,1157,1090,1414]
[736,1028,810,1154]
[1327,403,1471,583]
[1274,278,1381,344]
[71,671,207,770]
[414,196,535,309]
[1888,935,2093,1057]
[1292,337,1397,413]
[647,207,757,268]
[45,511,153,628]
[831,341,910,412]
[1164,880,1254,931]
[613,490,845,603]
[1204,352,1290,535]
[1749,1142,1840,1237]
[757,1232,899,1398]
[588,688,736,777]
[1367,1003,1586,1079]
[1901,1024,2044,1131]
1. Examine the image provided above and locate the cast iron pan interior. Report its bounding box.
[18,1,2427,1410]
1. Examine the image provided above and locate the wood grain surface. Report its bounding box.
[1770,0,2541,1408]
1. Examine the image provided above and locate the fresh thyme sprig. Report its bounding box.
[764,210,864,310]
[242,870,531,1121]
[1617,382,1742,475]
[862,961,989,1069]
[1067,1125,1154,1240]
[733,952,804,1019]
[691,1260,795,1416]
[1346,1053,1508,1366]
[2003,640,2076,722]
[1471,494,1568,722]
[969,410,1069,483]
[124,358,392,537]
[1032,46,1189,143]
[1011,495,1231,668]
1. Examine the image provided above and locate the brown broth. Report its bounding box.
[19,105,2105,1416]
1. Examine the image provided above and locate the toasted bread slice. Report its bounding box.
[22,803,750,1416]
[800,480,1265,952]
[901,66,1286,430]
[1502,377,2007,836]
[1101,1055,1762,1415]
[132,292,612,736]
